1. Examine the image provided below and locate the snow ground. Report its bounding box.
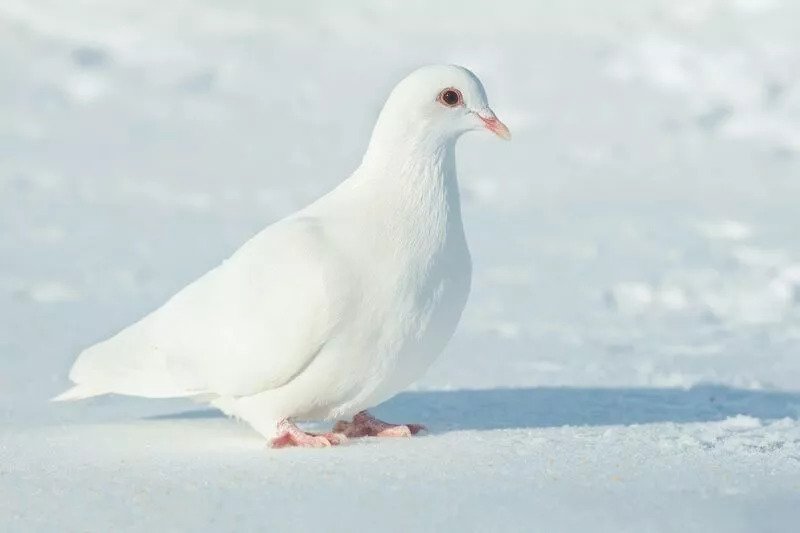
[2,0,800,531]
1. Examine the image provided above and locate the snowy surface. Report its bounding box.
[3,0,800,531]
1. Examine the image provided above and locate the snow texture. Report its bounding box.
[2,0,800,531]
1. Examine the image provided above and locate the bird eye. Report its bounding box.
[437,88,462,107]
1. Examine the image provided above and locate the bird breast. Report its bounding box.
[338,201,472,408]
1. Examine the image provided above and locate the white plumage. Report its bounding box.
[55,65,509,444]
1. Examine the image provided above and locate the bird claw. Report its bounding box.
[269,412,425,448]
[270,419,347,448]
[333,411,426,438]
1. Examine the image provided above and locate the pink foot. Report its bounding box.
[332,411,426,439]
[269,419,347,449]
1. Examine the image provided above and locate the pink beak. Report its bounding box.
[477,110,511,140]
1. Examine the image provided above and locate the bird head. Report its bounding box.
[366,65,510,157]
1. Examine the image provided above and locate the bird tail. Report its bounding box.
[51,384,106,402]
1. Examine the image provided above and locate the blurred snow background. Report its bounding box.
[2,0,800,531]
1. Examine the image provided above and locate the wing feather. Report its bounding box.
[64,216,345,399]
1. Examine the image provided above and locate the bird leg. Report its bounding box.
[332,410,426,438]
[270,418,347,448]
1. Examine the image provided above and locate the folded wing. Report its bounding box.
[60,216,347,400]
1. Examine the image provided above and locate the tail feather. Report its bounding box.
[51,385,106,402]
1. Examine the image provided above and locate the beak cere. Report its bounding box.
[477,110,511,140]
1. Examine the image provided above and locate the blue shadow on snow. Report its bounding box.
[146,385,800,431]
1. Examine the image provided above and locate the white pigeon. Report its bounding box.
[55,64,510,448]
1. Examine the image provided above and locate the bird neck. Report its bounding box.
[343,109,466,244]
[351,136,464,256]
[358,136,459,207]
[360,105,456,170]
